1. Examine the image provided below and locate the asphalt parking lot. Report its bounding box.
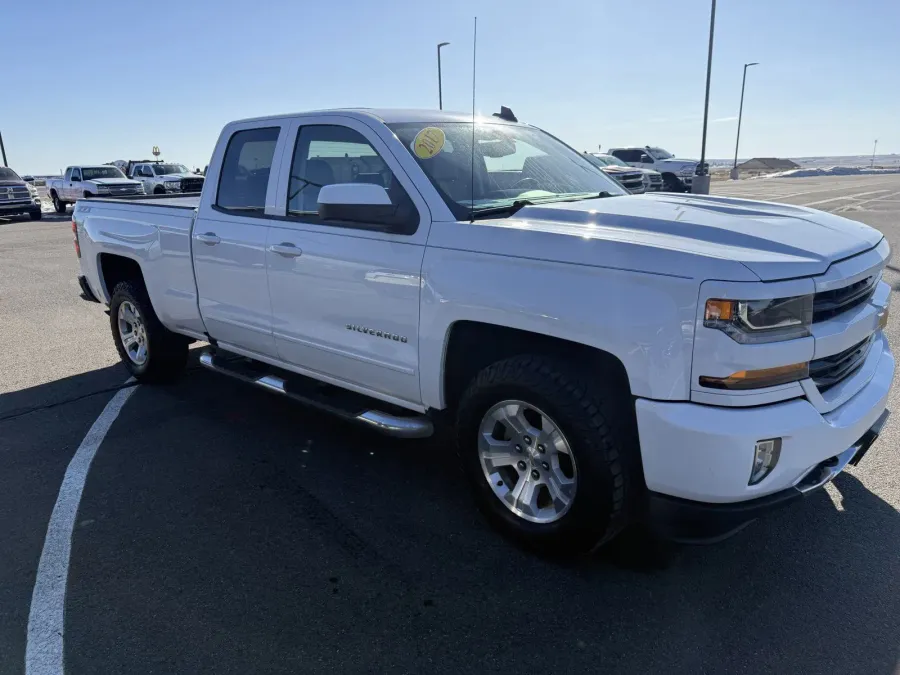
[2,177,899,675]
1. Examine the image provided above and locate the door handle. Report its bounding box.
[196,232,220,245]
[269,243,303,258]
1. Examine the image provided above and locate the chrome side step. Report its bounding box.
[198,351,433,439]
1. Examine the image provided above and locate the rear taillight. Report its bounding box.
[72,220,81,258]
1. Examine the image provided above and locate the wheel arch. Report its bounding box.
[440,321,633,413]
[98,253,146,302]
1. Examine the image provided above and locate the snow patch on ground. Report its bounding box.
[756,166,900,179]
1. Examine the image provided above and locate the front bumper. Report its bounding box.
[636,330,894,539]
[0,200,41,214]
[647,410,889,542]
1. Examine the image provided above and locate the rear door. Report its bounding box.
[264,116,430,406]
[191,122,290,359]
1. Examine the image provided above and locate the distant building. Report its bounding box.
[736,158,800,172]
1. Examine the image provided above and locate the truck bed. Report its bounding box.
[85,194,201,209]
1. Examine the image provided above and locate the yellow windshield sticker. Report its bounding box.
[412,127,446,159]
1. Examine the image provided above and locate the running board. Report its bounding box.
[198,350,433,439]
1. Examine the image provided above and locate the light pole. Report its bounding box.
[437,42,450,110]
[692,0,716,194]
[730,62,759,180]
[871,139,878,168]
[0,130,7,166]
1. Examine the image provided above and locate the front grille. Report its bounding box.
[104,185,139,196]
[614,172,644,189]
[181,177,204,193]
[809,336,873,391]
[648,174,662,184]
[813,276,876,322]
[0,186,31,202]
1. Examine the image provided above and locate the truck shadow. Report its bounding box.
[7,360,898,675]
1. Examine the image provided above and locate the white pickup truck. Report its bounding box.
[73,109,893,554]
[606,146,704,192]
[47,165,144,214]
[126,162,206,195]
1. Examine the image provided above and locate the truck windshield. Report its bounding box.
[82,167,126,180]
[593,154,631,168]
[648,147,673,160]
[152,164,188,175]
[388,122,627,220]
[0,167,22,181]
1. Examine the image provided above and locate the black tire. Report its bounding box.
[52,193,66,213]
[29,209,42,221]
[153,186,166,195]
[109,280,188,383]
[456,354,639,556]
[661,174,685,192]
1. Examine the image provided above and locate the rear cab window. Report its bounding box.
[215,127,281,214]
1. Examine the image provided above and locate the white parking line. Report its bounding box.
[25,381,138,675]
[801,189,890,207]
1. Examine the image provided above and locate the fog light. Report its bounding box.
[750,438,781,485]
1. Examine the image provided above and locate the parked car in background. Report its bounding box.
[124,161,205,195]
[586,153,662,192]
[0,167,42,220]
[46,166,143,213]
[606,146,705,192]
[581,152,645,193]
[73,108,893,556]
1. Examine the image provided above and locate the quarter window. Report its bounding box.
[216,127,280,213]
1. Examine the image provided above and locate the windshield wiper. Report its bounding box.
[470,192,615,220]
[471,199,535,220]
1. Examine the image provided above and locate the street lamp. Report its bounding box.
[730,62,759,179]
[693,0,716,194]
[437,42,450,110]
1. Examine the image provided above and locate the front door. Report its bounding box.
[66,168,82,201]
[265,118,429,406]
[192,124,286,359]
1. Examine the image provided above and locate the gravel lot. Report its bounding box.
[1,177,898,674]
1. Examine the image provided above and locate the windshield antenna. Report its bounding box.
[469,16,477,224]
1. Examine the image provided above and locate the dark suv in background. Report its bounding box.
[0,167,42,221]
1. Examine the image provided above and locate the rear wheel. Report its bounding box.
[52,193,66,213]
[456,354,638,556]
[109,280,188,383]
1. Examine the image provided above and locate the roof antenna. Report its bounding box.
[469,16,477,224]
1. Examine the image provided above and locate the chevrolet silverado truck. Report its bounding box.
[0,166,43,220]
[73,109,893,554]
[606,146,705,192]
[125,161,205,195]
[47,165,143,213]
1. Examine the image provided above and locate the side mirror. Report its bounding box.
[317,183,393,223]
[640,154,653,163]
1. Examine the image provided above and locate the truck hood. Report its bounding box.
[600,166,641,175]
[0,180,26,187]
[467,193,883,281]
[655,158,697,170]
[89,178,141,186]
[158,173,203,180]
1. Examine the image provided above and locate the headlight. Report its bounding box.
[680,166,695,176]
[97,185,110,194]
[164,181,182,191]
[704,295,813,344]
[642,174,650,187]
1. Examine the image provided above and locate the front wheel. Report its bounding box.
[29,209,42,221]
[456,355,638,556]
[109,280,188,383]
[662,174,685,192]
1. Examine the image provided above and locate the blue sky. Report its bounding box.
[4,0,898,174]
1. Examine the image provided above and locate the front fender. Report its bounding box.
[418,245,699,410]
